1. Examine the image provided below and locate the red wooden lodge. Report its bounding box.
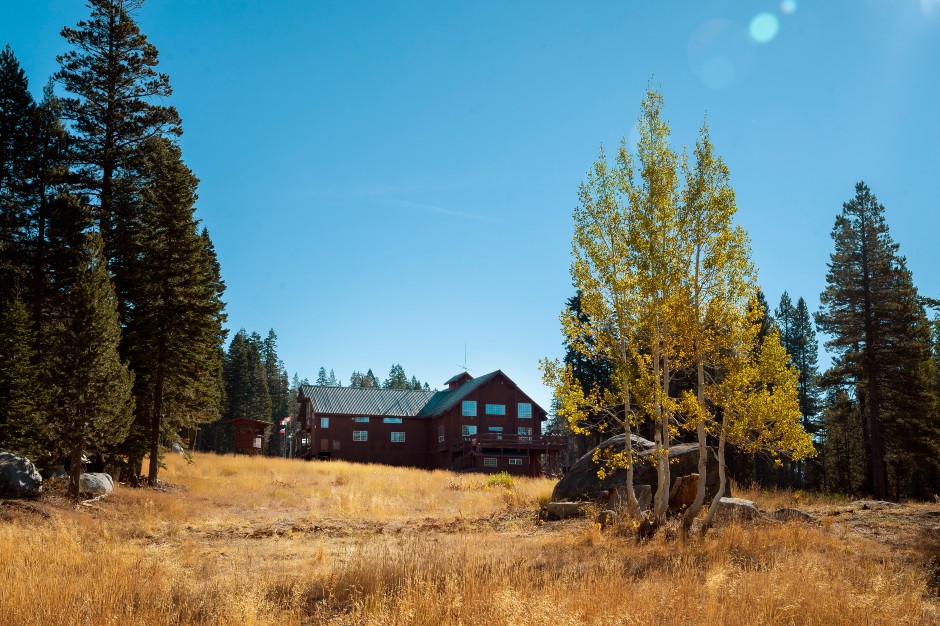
[228,417,271,456]
[295,370,566,476]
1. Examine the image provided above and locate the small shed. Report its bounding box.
[228,417,272,456]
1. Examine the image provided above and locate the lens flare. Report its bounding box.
[749,13,780,43]
[781,1,798,15]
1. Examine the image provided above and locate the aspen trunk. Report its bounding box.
[682,358,708,530]
[702,426,727,531]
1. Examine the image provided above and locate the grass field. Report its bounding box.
[1,452,938,625]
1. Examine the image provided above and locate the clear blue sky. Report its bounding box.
[4,0,940,411]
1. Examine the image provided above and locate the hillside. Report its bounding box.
[1,453,938,625]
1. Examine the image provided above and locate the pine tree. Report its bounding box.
[775,292,796,356]
[328,369,338,386]
[120,138,225,483]
[816,181,940,499]
[0,296,49,459]
[791,297,821,428]
[49,232,134,499]
[56,0,182,319]
[0,45,36,306]
[316,367,329,386]
[384,364,409,389]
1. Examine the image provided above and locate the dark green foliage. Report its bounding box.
[56,0,182,321]
[561,291,615,459]
[384,364,409,390]
[820,389,866,493]
[350,369,381,388]
[119,138,226,483]
[816,181,940,499]
[316,367,329,386]
[0,45,36,305]
[48,232,134,499]
[0,297,49,459]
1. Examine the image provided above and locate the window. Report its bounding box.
[438,425,445,443]
[509,458,523,466]
[352,430,368,442]
[320,417,329,428]
[488,426,503,432]
[383,417,402,424]
[485,404,506,415]
[461,425,477,437]
[332,440,341,451]
[518,403,532,418]
[353,417,370,423]
[483,457,497,467]
[391,432,406,443]
[518,426,532,439]
[462,400,477,416]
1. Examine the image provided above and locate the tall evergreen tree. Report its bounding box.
[316,367,329,386]
[816,181,940,499]
[791,297,821,428]
[0,45,36,306]
[775,292,796,356]
[120,138,226,483]
[0,296,49,459]
[56,0,182,318]
[384,364,410,389]
[49,232,134,499]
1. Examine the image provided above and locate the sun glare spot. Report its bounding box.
[749,13,780,43]
[781,1,798,15]
[922,0,940,17]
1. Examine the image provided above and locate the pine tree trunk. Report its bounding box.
[69,442,83,501]
[148,359,165,486]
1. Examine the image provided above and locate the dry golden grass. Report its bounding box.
[1,452,938,625]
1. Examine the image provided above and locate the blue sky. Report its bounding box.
[4,0,940,411]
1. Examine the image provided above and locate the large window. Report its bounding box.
[462,400,477,416]
[483,457,497,467]
[353,417,369,423]
[352,430,368,442]
[461,425,477,437]
[518,403,532,418]
[319,417,329,428]
[383,417,402,424]
[391,432,406,443]
[485,403,506,415]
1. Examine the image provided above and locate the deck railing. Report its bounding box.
[452,433,567,451]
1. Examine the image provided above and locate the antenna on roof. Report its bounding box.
[456,343,472,373]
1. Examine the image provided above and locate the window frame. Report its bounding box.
[319,417,329,429]
[352,430,368,442]
[483,457,497,467]
[461,425,477,437]
[352,416,370,423]
[390,431,406,443]
[517,403,532,419]
[509,458,523,466]
[383,417,403,424]
[462,400,477,417]
[485,403,506,416]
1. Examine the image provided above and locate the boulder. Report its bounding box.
[607,483,652,512]
[712,497,760,523]
[79,472,114,496]
[669,473,700,510]
[552,434,727,502]
[544,501,589,520]
[0,450,42,498]
[770,507,812,523]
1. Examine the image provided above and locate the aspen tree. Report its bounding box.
[678,121,753,529]
[625,89,685,523]
[542,146,645,520]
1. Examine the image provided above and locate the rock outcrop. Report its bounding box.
[0,451,42,498]
[552,434,727,502]
[712,497,760,522]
